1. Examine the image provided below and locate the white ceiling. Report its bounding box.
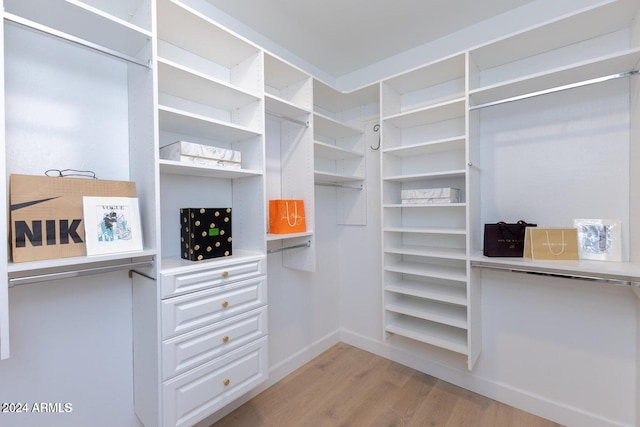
[205,0,536,78]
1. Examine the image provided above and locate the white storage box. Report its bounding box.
[401,188,460,204]
[159,140,242,169]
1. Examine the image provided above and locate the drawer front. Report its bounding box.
[162,276,266,340]
[163,337,268,427]
[162,307,268,380]
[161,257,266,299]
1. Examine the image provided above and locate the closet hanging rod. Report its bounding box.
[471,262,640,288]
[469,69,639,111]
[315,182,363,190]
[267,241,311,254]
[8,259,155,287]
[265,112,309,127]
[4,13,151,69]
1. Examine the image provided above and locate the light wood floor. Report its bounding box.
[212,343,563,427]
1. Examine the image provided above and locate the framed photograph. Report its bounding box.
[573,219,622,262]
[83,196,143,256]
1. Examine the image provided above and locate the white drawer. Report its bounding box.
[161,257,266,299]
[162,337,268,427]
[162,307,268,380]
[162,276,266,340]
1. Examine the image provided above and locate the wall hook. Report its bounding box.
[371,124,380,150]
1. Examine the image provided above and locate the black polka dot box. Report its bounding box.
[180,208,232,261]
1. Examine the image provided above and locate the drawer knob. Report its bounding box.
[221,301,229,308]
[223,378,230,386]
[221,271,229,279]
[222,335,230,343]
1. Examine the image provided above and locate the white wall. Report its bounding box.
[0,273,143,427]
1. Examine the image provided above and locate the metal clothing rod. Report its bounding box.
[8,259,155,287]
[471,263,640,288]
[469,69,640,111]
[265,112,309,127]
[267,241,311,254]
[4,13,150,69]
[315,182,363,190]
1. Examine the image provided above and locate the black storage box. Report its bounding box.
[180,208,232,261]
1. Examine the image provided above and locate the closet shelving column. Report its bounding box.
[381,53,480,369]
[313,80,377,225]
[134,1,268,426]
[264,53,315,271]
[467,0,640,278]
[2,0,155,358]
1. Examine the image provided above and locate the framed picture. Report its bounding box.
[83,196,143,256]
[573,218,622,262]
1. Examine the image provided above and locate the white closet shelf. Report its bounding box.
[384,261,467,283]
[385,296,468,330]
[384,226,467,235]
[385,316,468,355]
[314,113,362,138]
[264,54,308,91]
[385,245,466,260]
[4,0,152,59]
[266,231,313,242]
[158,59,260,111]
[314,171,364,183]
[383,53,466,95]
[313,141,362,160]
[383,169,466,182]
[158,107,261,141]
[383,97,465,128]
[384,203,467,209]
[313,80,379,114]
[159,160,262,179]
[157,0,259,69]
[265,94,310,123]
[469,48,640,106]
[470,253,640,287]
[385,279,468,306]
[469,0,637,71]
[382,136,466,157]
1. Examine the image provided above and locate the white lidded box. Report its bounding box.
[159,140,242,169]
[401,188,460,204]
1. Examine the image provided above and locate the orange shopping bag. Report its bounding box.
[269,200,306,234]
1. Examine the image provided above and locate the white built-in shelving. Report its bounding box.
[380,52,475,367]
[380,0,640,371]
[1,0,157,359]
[313,80,378,225]
[264,53,315,270]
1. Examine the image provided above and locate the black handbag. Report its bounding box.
[483,220,537,257]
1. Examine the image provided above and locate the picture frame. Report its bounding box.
[82,196,143,256]
[573,218,622,262]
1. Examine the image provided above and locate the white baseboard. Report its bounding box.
[339,329,631,427]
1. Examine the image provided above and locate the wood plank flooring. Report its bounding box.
[212,343,563,427]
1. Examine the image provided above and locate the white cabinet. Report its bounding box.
[157,260,267,427]
[264,53,315,270]
[1,0,156,359]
